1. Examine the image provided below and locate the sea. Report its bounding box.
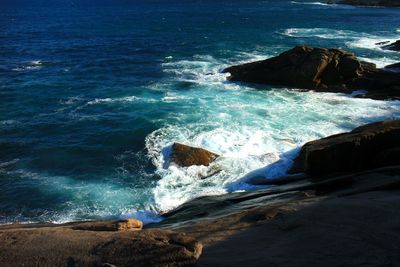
[1,0,399,224]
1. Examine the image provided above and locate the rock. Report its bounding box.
[288,120,400,176]
[224,46,361,91]
[358,86,400,100]
[223,46,400,100]
[382,40,400,51]
[169,143,219,167]
[375,41,391,46]
[373,147,400,167]
[327,0,400,7]
[71,218,143,231]
[0,227,202,267]
[385,62,400,70]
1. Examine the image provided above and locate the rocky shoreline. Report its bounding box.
[1,43,400,266]
[1,120,400,266]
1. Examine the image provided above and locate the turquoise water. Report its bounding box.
[1,0,399,224]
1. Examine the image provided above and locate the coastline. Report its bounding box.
[1,119,400,266]
[2,1,400,264]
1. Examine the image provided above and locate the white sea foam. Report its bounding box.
[358,56,399,68]
[0,169,162,225]
[290,1,331,6]
[12,60,45,72]
[281,28,358,39]
[1,119,19,125]
[162,55,229,84]
[161,53,272,87]
[61,96,84,105]
[146,90,400,212]
[281,27,400,54]
[0,159,20,168]
[87,96,140,105]
[145,53,400,213]
[347,36,400,51]
[30,60,43,66]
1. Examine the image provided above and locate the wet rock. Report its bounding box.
[71,218,143,231]
[385,62,400,71]
[169,143,219,167]
[375,41,391,46]
[382,40,400,51]
[223,46,400,100]
[288,120,400,176]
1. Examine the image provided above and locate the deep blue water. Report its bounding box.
[1,0,399,224]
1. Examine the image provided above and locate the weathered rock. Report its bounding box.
[224,46,360,91]
[71,218,143,231]
[327,0,400,7]
[169,143,219,167]
[288,120,400,175]
[0,227,202,267]
[382,40,400,51]
[223,46,400,100]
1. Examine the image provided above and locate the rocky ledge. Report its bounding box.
[289,120,400,176]
[327,0,400,7]
[0,219,202,267]
[223,46,400,100]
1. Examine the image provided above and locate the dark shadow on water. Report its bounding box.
[224,147,301,193]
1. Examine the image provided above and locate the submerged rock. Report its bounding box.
[288,120,400,176]
[327,0,400,7]
[223,46,400,100]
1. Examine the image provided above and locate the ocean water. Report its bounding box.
[1,0,399,224]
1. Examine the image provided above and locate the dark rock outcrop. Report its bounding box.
[223,46,400,100]
[385,62,400,71]
[382,40,400,51]
[288,120,400,176]
[327,0,400,7]
[169,143,219,167]
[376,41,391,46]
